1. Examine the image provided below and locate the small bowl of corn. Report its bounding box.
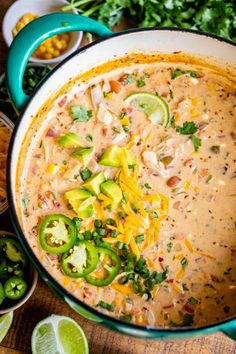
[2,0,83,65]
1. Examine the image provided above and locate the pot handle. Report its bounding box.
[222,320,236,341]
[6,13,113,112]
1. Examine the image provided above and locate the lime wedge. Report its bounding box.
[31,315,89,354]
[0,311,13,343]
[125,92,169,127]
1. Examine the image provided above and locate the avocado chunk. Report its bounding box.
[99,146,121,167]
[82,172,105,196]
[71,147,93,163]
[64,188,92,202]
[76,204,94,218]
[100,180,122,204]
[58,132,83,148]
[99,146,135,167]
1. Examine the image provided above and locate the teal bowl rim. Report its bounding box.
[6,26,236,335]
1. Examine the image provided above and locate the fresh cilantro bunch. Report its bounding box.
[63,0,236,42]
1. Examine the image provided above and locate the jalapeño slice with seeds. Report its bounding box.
[39,214,77,254]
[61,241,98,278]
[84,247,121,287]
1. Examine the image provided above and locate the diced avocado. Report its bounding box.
[68,197,95,219]
[58,132,83,148]
[99,145,135,167]
[64,188,92,202]
[100,180,122,204]
[76,204,94,218]
[82,172,105,196]
[71,147,93,164]
[99,146,121,167]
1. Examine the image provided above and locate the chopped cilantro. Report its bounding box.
[166,242,173,253]
[22,198,29,208]
[149,211,158,219]
[70,105,92,122]
[126,75,136,83]
[188,296,198,305]
[192,134,202,152]
[137,79,145,87]
[169,89,174,100]
[144,183,152,190]
[181,257,188,269]
[182,284,189,291]
[176,121,198,135]
[171,69,199,80]
[85,134,93,142]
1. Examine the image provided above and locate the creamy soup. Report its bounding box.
[17,54,236,328]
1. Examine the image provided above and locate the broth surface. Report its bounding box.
[17,54,236,327]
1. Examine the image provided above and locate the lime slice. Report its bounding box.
[0,311,13,343]
[125,92,169,127]
[31,315,89,354]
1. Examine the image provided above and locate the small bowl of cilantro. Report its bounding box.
[0,63,51,120]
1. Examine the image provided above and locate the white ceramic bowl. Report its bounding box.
[0,112,14,216]
[2,0,83,65]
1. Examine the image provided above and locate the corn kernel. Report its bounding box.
[47,163,59,174]
[183,180,191,190]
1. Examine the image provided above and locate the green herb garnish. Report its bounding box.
[166,242,173,253]
[21,198,29,208]
[171,69,199,80]
[97,301,114,312]
[181,257,188,269]
[70,105,92,122]
[188,296,198,305]
[85,134,93,142]
[192,134,202,152]
[176,121,198,135]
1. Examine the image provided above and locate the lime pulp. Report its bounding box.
[0,311,13,343]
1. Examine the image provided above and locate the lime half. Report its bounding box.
[125,92,169,127]
[0,311,13,343]
[31,315,89,354]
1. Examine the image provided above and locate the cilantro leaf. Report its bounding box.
[70,105,92,122]
[176,121,198,135]
[171,69,199,80]
[192,134,202,151]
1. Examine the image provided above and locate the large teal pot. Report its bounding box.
[6,13,236,340]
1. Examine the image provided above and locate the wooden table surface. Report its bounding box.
[1,1,236,353]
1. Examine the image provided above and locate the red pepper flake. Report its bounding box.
[158,257,164,262]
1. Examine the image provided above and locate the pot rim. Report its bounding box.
[7,26,236,334]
